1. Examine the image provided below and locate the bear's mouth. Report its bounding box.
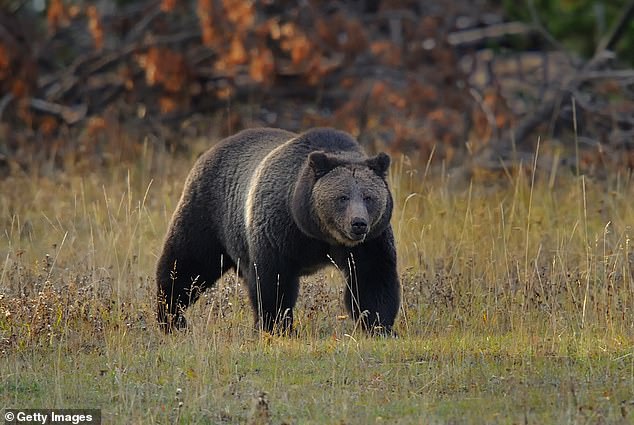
[348,231,367,241]
[343,229,368,245]
[328,229,367,247]
[324,221,370,247]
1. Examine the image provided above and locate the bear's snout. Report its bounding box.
[351,217,368,236]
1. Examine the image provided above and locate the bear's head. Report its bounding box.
[292,151,393,247]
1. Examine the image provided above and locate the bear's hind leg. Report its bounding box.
[157,244,235,332]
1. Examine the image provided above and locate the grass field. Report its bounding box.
[1,141,633,424]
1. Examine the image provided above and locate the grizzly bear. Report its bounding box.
[156,128,400,334]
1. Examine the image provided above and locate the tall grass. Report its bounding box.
[390,154,633,341]
[1,141,633,423]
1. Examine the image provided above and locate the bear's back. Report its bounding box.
[183,127,366,263]
[291,128,363,156]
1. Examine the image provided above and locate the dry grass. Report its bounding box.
[1,140,633,424]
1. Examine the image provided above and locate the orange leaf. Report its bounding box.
[11,79,29,98]
[39,116,59,137]
[143,48,160,86]
[159,96,179,114]
[197,0,216,46]
[370,41,401,66]
[249,48,274,84]
[268,19,281,40]
[227,37,248,65]
[47,0,69,33]
[290,38,311,65]
[87,6,104,50]
[223,0,254,29]
[0,43,9,79]
[161,0,177,12]
[141,48,187,92]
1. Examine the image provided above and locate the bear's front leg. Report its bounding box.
[246,261,300,335]
[332,228,400,335]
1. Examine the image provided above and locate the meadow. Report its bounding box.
[1,139,633,424]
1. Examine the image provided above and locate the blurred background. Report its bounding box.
[1,0,633,178]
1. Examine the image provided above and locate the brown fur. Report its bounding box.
[156,128,400,334]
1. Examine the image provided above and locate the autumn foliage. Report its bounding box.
[0,0,632,174]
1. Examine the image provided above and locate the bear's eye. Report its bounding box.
[363,195,374,203]
[337,195,349,203]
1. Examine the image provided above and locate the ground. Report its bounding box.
[1,141,633,424]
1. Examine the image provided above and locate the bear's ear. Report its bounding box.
[366,152,390,178]
[309,151,341,179]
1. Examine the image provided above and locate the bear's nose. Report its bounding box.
[351,218,368,235]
